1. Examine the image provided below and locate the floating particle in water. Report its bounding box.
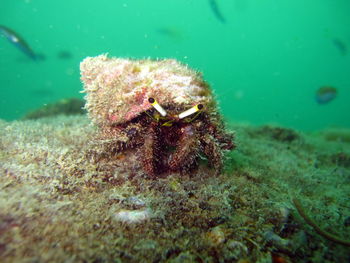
[315,86,337,104]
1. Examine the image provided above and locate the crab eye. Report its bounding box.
[178,104,203,119]
[148,97,167,116]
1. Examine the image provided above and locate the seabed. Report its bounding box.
[0,115,349,262]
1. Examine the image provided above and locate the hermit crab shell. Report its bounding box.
[80,54,215,126]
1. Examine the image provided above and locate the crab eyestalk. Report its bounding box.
[178,104,203,119]
[148,97,167,117]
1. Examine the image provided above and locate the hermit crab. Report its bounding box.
[80,54,234,177]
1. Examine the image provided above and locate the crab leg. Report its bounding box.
[168,125,199,173]
[200,134,223,175]
[141,124,160,177]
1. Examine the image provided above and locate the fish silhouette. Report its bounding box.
[208,0,226,23]
[332,38,347,56]
[0,25,38,60]
[315,86,337,104]
[156,27,185,41]
[57,50,73,60]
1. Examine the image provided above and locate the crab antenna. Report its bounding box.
[178,104,203,119]
[148,97,167,117]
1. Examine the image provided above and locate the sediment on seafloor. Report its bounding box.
[0,115,349,262]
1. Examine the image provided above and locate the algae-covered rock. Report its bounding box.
[22,98,85,120]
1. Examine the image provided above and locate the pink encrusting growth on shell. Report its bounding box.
[80,54,214,126]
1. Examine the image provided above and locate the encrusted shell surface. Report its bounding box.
[80,54,215,126]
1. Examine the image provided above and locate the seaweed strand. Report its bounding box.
[292,198,350,247]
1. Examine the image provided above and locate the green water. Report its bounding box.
[1,0,349,130]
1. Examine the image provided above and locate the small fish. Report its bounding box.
[208,0,226,23]
[332,38,347,56]
[315,86,337,104]
[30,88,54,97]
[0,25,38,60]
[57,50,73,60]
[156,27,184,41]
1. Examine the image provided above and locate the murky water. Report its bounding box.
[1,0,349,130]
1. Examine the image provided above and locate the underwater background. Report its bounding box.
[0,0,349,130]
[1,1,350,262]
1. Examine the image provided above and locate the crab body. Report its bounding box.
[81,55,234,177]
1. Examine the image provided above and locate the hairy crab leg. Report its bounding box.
[215,131,235,150]
[142,124,160,177]
[168,125,200,173]
[200,134,223,175]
